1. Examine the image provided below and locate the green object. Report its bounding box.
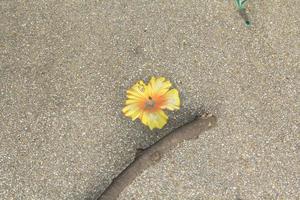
[245,20,251,26]
[235,0,251,26]
[235,0,248,10]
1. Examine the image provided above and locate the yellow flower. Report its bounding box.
[122,77,180,130]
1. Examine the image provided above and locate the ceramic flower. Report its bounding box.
[122,77,180,130]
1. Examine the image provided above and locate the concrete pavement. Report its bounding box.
[1,0,299,199]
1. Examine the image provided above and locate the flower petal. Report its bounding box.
[122,104,142,120]
[127,80,147,99]
[140,110,168,130]
[130,109,142,120]
[161,88,180,110]
[125,99,140,105]
[148,76,172,96]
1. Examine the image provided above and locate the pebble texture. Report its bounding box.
[0,0,299,199]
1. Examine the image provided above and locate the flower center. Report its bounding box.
[145,96,156,109]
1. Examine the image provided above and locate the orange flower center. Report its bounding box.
[140,95,165,112]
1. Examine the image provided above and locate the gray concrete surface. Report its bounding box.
[0,0,299,199]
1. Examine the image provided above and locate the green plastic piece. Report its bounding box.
[245,20,251,26]
[235,0,248,10]
[235,0,251,26]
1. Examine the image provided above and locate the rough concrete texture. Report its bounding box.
[0,0,299,199]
